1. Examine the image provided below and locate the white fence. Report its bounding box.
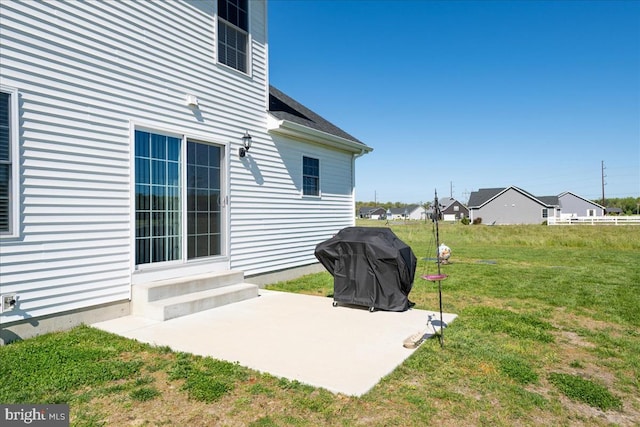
[548,216,640,225]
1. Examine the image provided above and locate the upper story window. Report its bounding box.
[218,0,249,73]
[302,156,319,197]
[0,88,17,237]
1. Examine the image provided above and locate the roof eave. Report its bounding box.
[511,186,559,207]
[267,115,373,155]
[471,186,559,208]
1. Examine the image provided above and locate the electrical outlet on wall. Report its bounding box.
[1,294,17,313]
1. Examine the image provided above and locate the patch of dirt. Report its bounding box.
[559,330,595,349]
[530,308,640,426]
[552,306,622,333]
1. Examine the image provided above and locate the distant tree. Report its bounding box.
[421,201,431,222]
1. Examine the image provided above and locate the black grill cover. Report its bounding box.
[314,227,417,311]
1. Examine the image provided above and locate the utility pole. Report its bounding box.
[450,181,453,198]
[601,161,606,206]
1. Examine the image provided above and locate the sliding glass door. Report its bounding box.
[135,130,226,267]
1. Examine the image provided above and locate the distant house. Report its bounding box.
[557,192,605,218]
[406,205,424,220]
[439,197,469,221]
[424,198,468,221]
[468,187,606,225]
[388,205,422,220]
[468,187,560,225]
[605,207,623,216]
[358,206,387,219]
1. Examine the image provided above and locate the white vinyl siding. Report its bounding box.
[229,135,356,275]
[0,0,361,325]
[0,0,268,322]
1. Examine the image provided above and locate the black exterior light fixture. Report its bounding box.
[239,130,252,157]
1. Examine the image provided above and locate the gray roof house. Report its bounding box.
[439,197,469,221]
[468,187,606,225]
[425,197,469,221]
[388,205,422,220]
[358,206,387,219]
[468,187,560,225]
[605,207,623,215]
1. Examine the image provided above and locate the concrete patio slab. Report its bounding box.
[92,290,456,396]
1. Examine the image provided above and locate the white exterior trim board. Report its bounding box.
[0,85,20,238]
[268,117,372,155]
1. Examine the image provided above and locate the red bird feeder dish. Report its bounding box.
[422,274,448,282]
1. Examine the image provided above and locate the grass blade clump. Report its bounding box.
[462,306,554,343]
[0,326,145,403]
[548,372,622,411]
[168,352,249,402]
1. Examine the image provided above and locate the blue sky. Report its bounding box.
[268,0,639,204]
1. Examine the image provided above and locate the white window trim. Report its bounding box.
[0,86,20,239]
[129,121,230,274]
[301,155,321,198]
[216,0,253,76]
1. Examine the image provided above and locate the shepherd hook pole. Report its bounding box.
[434,189,444,348]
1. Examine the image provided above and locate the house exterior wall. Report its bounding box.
[0,1,357,329]
[358,207,385,219]
[370,209,386,220]
[407,207,423,220]
[472,189,550,225]
[232,133,357,276]
[442,201,468,220]
[388,206,421,221]
[558,193,604,217]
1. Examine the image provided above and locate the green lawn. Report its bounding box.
[1,222,639,426]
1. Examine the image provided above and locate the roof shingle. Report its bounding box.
[269,85,363,144]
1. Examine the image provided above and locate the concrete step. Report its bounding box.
[132,270,245,304]
[140,283,259,321]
